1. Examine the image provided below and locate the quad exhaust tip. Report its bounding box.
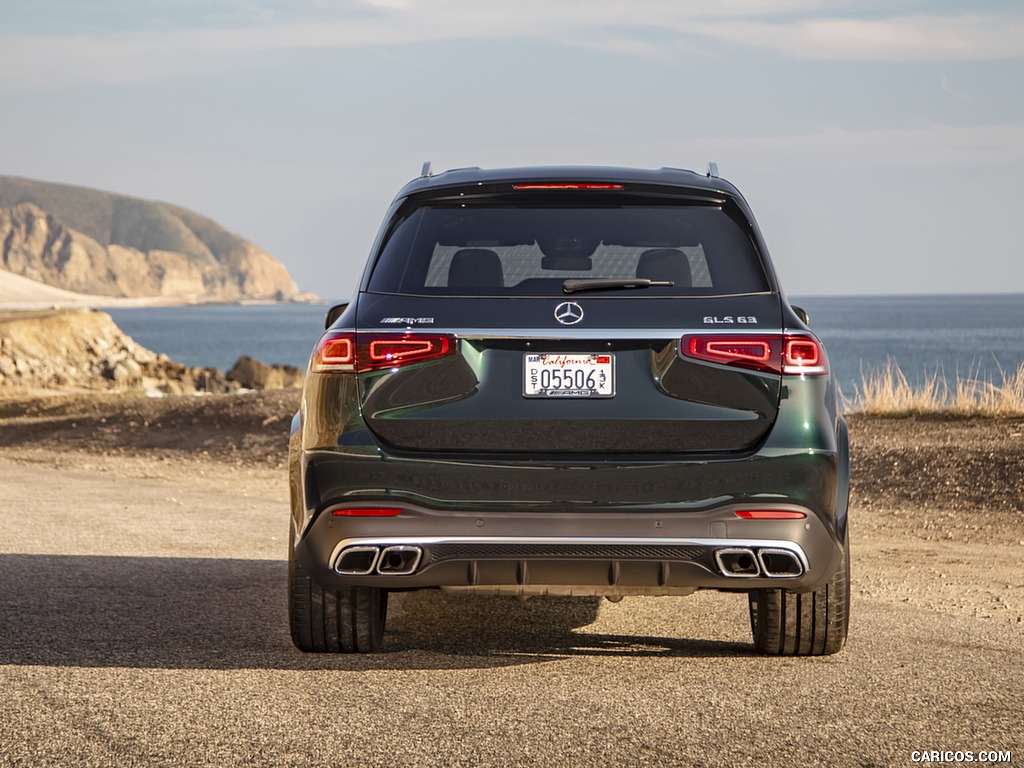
[715,548,760,577]
[756,548,804,577]
[335,545,423,576]
[377,545,422,575]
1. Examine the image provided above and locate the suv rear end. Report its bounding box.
[288,165,850,655]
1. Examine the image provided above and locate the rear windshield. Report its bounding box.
[367,203,769,297]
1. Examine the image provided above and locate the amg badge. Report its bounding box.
[380,317,435,325]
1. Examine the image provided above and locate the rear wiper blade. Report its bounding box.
[562,278,673,294]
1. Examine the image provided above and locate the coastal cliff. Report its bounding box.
[0,176,307,303]
[0,309,302,393]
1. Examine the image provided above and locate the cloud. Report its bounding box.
[0,3,1021,90]
[939,72,974,104]
[711,123,1024,170]
[422,123,1024,175]
[686,13,1024,61]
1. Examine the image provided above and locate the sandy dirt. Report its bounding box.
[1,391,1021,766]
[0,269,202,310]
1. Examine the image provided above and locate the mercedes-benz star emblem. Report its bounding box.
[554,301,584,326]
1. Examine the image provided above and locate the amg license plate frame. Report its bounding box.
[523,353,615,398]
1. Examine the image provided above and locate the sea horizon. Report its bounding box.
[103,292,1024,402]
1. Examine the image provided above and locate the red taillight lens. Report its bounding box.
[783,337,827,375]
[693,337,774,365]
[735,510,807,520]
[683,335,782,373]
[512,183,624,190]
[320,336,354,364]
[330,507,403,517]
[313,332,356,372]
[680,334,827,376]
[312,332,456,373]
[367,336,451,366]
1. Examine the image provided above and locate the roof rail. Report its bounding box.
[706,162,719,179]
[420,161,433,178]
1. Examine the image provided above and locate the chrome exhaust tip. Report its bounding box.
[757,548,804,577]
[335,546,380,575]
[715,548,761,578]
[376,545,423,575]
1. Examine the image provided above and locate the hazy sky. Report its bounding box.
[2,1,1022,298]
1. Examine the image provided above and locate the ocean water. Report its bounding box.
[793,294,1024,400]
[108,302,330,373]
[107,294,1024,400]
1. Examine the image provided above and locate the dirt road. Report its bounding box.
[0,394,1021,766]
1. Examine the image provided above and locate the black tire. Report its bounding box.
[748,542,850,656]
[288,527,388,653]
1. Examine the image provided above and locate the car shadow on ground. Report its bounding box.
[0,554,751,671]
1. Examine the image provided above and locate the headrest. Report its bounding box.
[636,248,692,288]
[447,248,504,289]
[435,211,534,247]
[601,211,703,248]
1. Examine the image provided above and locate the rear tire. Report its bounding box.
[748,542,850,656]
[289,527,388,653]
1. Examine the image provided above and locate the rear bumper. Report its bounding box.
[292,494,844,594]
[290,400,849,594]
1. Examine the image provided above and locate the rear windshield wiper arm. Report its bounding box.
[562,278,673,294]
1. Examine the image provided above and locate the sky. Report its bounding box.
[1,1,1022,298]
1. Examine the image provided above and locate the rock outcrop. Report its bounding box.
[227,355,304,390]
[0,176,307,302]
[0,309,302,394]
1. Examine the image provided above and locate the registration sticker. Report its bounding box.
[523,354,615,398]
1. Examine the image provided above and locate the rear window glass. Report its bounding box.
[367,203,768,296]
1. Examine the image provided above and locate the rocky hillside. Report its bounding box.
[0,309,302,394]
[0,176,305,302]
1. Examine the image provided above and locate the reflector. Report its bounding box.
[735,510,807,520]
[330,507,403,517]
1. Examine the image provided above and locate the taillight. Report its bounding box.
[312,332,456,373]
[316,335,355,369]
[685,336,777,368]
[680,334,827,376]
[367,336,451,366]
[783,337,827,375]
[312,332,357,372]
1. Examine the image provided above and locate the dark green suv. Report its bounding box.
[288,164,850,655]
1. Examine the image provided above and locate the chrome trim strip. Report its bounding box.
[364,291,774,300]
[330,536,808,572]
[355,328,786,341]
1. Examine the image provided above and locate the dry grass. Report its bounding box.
[849,360,1024,416]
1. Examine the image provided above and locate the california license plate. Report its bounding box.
[523,353,615,398]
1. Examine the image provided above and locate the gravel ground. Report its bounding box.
[0,392,1021,767]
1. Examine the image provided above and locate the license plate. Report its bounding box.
[523,353,615,398]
